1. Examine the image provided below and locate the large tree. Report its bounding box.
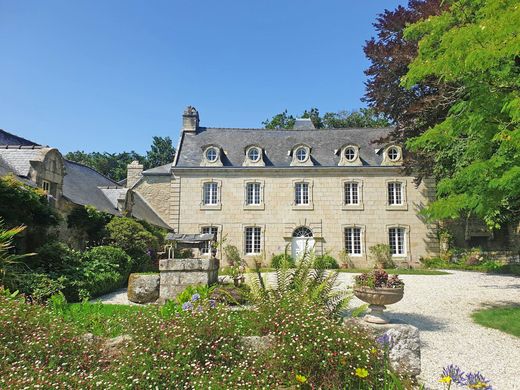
[262,108,390,129]
[363,0,449,179]
[401,0,520,228]
[65,137,176,182]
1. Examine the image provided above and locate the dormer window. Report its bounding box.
[206,147,218,162]
[290,145,313,166]
[295,147,308,162]
[247,147,260,162]
[382,145,403,166]
[201,145,223,166]
[344,146,357,162]
[338,144,361,166]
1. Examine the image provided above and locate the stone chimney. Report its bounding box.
[182,106,199,132]
[127,160,143,188]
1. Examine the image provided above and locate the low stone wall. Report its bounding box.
[159,258,219,302]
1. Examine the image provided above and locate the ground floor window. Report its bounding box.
[344,227,362,255]
[388,227,406,255]
[201,226,218,254]
[245,227,261,254]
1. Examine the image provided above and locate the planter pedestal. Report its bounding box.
[353,287,404,324]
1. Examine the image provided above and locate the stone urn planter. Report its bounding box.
[354,286,404,324]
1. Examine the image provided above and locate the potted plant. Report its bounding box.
[353,269,404,324]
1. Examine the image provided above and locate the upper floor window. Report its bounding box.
[245,226,262,254]
[345,227,362,255]
[205,147,218,162]
[295,147,308,162]
[246,182,261,205]
[247,147,260,162]
[387,182,403,205]
[344,146,357,162]
[344,182,359,205]
[201,226,218,255]
[387,146,400,162]
[389,227,406,256]
[203,182,219,205]
[42,180,50,193]
[294,182,309,205]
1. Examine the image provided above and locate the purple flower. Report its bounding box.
[182,301,193,311]
[376,333,393,348]
[441,365,465,386]
[208,299,216,308]
[191,293,201,302]
[466,372,492,390]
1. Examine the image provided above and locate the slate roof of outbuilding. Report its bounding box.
[174,127,393,168]
[62,160,121,215]
[0,147,47,177]
[0,129,40,146]
[142,162,172,175]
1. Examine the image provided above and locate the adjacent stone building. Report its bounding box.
[130,107,439,267]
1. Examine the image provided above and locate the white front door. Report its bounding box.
[291,237,315,260]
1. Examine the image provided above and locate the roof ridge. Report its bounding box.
[0,145,45,149]
[0,129,41,146]
[201,126,394,131]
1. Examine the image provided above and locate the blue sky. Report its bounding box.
[0,0,407,154]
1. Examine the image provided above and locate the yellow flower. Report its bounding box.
[439,376,452,384]
[355,368,369,378]
[295,374,307,384]
[370,347,378,355]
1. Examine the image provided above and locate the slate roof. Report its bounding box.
[131,192,171,230]
[0,129,40,146]
[175,127,393,168]
[0,147,47,177]
[62,160,121,215]
[142,162,172,176]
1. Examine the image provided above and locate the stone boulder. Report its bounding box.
[127,273,160,304]
[241,335,275,353]
[344,318,421,377]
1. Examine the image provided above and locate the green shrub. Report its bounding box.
[83,246,132,278]
[211,284,251,305]
[271,253,295,268]
[67,205,113,247]
[369,244,395,268]
[106,217,159,271]
[314,254,339,269]
[32,241,82,274]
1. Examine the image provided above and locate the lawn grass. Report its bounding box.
[219,266,449,276]
[472,306,520,338]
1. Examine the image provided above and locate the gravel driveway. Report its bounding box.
[336,270,520,390]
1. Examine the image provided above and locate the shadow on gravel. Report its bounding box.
[386,312,447,331]
[476,301,520,310]
[480,284,520,289]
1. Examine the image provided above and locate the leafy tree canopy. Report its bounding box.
[401,0,520,228]
[65,136,176,182]
[262,108,390,129]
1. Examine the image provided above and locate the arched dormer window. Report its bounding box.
[243,145,265,167]
[382,145,403,166]
[290,144,313,166]
[338,144,361,166]
[201,145,223,167]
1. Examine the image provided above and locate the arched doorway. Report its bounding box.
[291,227,315,259]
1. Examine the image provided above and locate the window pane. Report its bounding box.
[344,182,359,205]
[295,182,309,205]
[389,227,405,255]
[345,227,361,255]
[246,183,261,205]
[245,227,261,254]
[388,182,402,205]
[203,182,218,205]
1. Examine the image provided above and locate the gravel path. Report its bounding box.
[336,270,520,390]
[97,271,520,389]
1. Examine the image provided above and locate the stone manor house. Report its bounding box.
[129,107,438,267]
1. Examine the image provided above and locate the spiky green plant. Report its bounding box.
[0,219,34,288]
[250,245,351,317]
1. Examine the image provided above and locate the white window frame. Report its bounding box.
[344,226,363,256]
[342,179,363,210]
[290,145,313,166]
[244,226,262,255]
[292,179,313,210]
[386,179,407,210]
[200,179,222,210]
[295,182,309,205]
[246,182,261,206]
[382,145,403,165]
[388,226,407,257]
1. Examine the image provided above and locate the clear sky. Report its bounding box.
[0,0,407,154]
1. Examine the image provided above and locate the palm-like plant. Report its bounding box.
[250,245,351,317]
[0,219,34,288]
